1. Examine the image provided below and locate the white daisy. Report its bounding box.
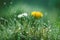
[22,13,28,16]
[18,13,28,18]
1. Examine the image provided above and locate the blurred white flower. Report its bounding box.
[23,13,28,16]
[18,14,23,18]
[18,13,28,18]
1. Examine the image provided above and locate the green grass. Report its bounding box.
[0,12,60,40]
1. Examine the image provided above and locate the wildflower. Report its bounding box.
[31,11,43,18]
[18,13,28,18]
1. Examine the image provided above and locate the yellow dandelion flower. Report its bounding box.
[31,11,43,18]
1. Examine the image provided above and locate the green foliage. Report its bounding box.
[0,12,60,40]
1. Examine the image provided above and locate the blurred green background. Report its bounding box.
[0,0,60,22]
[0,0,60,40]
